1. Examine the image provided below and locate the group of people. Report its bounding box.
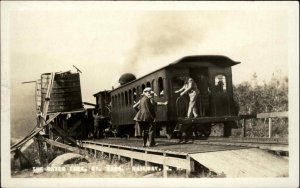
[92,76,208,146]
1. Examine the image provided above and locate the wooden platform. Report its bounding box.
[80,139,245,177]
[80,138,288,178]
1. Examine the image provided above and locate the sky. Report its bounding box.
[5,3,292,104]
[1,2,298,136]
[1,2,297,138]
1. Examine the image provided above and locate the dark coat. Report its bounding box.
[133,96,156,123]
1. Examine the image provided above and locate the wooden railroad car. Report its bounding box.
[107,55,240,138]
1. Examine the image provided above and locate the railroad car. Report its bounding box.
[96,55,240,138]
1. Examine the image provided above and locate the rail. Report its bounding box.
[240,111,288,138]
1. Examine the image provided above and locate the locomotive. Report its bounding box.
[94,55,240,138]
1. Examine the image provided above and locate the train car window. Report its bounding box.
[215,75,227,92]
[172,76,185,90]
[142,84,145,92]
[129,90,132,105]
[146,82,151,88]
[117,94,121,108]
[158,77,164,97]
[125,91,128,106]
[121,92,125,107]
[133,88,137,102]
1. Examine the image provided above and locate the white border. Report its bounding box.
[1,1,299,188]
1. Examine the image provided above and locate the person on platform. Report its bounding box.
[92,109,104,139]
[133,87,167,147]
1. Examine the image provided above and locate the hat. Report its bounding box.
[143,87,152,93]
[150,91,157,96]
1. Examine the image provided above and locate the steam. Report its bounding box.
[121,12,204,75]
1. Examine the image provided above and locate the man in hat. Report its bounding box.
[133,87,157,147]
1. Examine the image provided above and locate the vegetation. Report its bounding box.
[232,72,288,138]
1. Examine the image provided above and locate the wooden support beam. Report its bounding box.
[83,143,191,170]
[130,148,134,167]
[257,111,288,118]
[108,145,111,161]
[130,158,134,167]
[10,112,61,153]
[52,124,78,146]
[34,134,48,165]
[94,149,97,158]
[43,137,81,153]
[268,118,272,138]
[242,119,246,137]
[145,151,149,168]
[15,149,33,170]
[117,146,121,161]
[186,156,194,178]
[163,153,168,178]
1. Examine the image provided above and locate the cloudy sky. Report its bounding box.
[1,1,298,138]
[3,2,295,103]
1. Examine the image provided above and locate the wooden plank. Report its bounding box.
[83,102,97,107]
[10,113,61,152]
[186,155,195,178]
[43,137,80,152]
[83,144,191,170]
[256,111,288,118]
[268,118,272,138]
[145,151,149,168]
[52,124,78,146]
[163,153,168,178]
[242,119,246,137]
[85,140,187,156]
[15,149,33,169]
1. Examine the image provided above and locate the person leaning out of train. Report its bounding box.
[174,77,200,118]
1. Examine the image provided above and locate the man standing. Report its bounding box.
[133,87,157,147]
[92,109,104,139]
[175,77,200,118]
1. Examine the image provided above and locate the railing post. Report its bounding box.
[268,118,272,138]
[145,150,149,168]
[186,155,194,178]
[94,149,97,158]
[163,153,168,178]
[242,119,246,137]
[108,145,111,161]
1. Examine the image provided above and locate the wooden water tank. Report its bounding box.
[40,72,83,113]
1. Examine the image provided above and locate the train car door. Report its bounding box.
[189,68,210,116]
[208,67,231,116]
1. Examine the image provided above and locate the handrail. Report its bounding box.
[239,111,288,119]
[239,111,288,138]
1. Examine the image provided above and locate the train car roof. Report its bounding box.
[170,55,240,66]
[110,55,240,93]
[93,90,111,97]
